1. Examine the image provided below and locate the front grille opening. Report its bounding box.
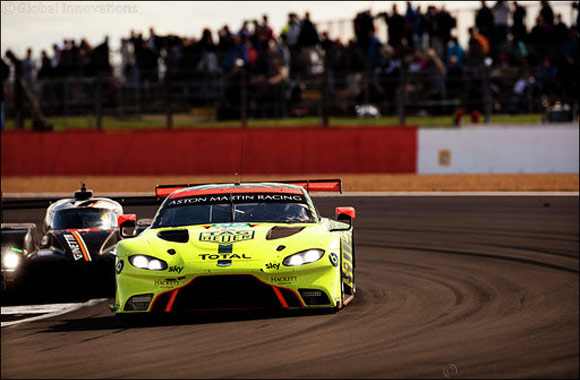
[298,288,331,306]
[279,288,303,307]
[171,275,281,311]
[151,292,173,312]
[125,294,154,311]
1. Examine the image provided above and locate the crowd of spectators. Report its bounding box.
[2,0,579,119]
[349,0,578,114]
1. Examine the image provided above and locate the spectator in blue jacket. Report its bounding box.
[446,37,465,69]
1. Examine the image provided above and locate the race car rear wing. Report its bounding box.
[0,180,342,211]
[155,179,343,199]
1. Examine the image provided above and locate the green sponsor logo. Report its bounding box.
[199,230,255,243]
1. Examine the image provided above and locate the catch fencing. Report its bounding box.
[4,68,576,130]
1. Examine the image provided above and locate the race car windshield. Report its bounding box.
[52,208,116,230]
[152,193,316,228]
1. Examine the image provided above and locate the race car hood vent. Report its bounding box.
[157,229,189,243]
[265,226,305,240]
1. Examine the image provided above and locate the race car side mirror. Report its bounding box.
[336,207,356,220]
[118,214,137,238]
[331,206,355,231]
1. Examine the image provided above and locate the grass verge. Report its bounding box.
[3,114,544,131]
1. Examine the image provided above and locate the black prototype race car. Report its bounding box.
[1,185,144,297]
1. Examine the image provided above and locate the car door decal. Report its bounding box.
[64,231,92,262]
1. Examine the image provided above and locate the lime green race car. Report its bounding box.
[111,180,356,315]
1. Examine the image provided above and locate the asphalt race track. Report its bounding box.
[1,196,579,379]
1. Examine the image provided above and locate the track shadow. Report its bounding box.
[1,261,115,306]
[42,307,337,332]
[1,286,113,306]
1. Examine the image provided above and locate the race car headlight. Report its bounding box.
[283,249,325,266]
[3,248,23,270]
[128,255,168,271]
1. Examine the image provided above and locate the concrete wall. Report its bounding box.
[417,125,579,174]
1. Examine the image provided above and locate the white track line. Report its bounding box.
[1,303,84,315]
[1,298,107,328]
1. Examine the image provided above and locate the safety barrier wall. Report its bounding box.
[0,127,417,176]
[4,125,576,176]
[417,125,579,174]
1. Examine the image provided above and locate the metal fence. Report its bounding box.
[3,65,578,130]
